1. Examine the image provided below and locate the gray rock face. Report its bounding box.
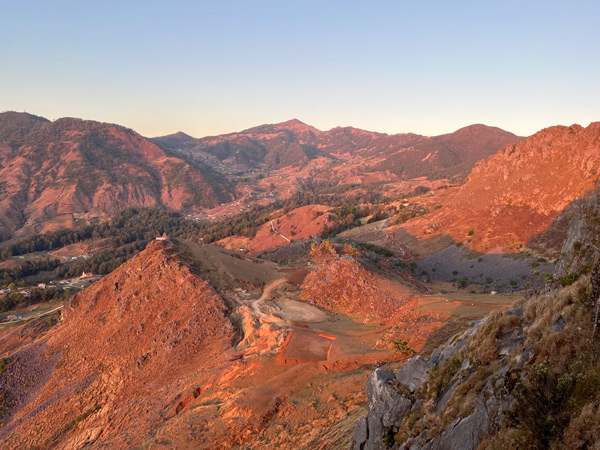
[352,369,412,450]
[499,327,525,357]
[396,356,432,393]
[552,314,567,332]
[555,180,600,279]
[351,317,528,450]
[411,396,499,450]
[515,346,535,368]
[352,417,368,450]
[430,319,486,366]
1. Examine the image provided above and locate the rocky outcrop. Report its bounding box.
[429,319,485,366]
[300,242,400,323]
[354,369,413,450]
[351,320,486,450]
[351,313,534,450]
[395,356,432,394]
[406,394,502,450]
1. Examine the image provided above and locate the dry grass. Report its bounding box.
[483,276,600,449]
[397,275,600,449]
[562,402,600,450]
[441,363,496,428]
[525,277,592,346]
[466,310,523,366]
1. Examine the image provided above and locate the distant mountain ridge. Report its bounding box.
[0,111,522,241]
[152,120,522,179]
[0,112,234,239]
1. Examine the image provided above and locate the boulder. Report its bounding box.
[396,356,432,393]
[552,314,567,332]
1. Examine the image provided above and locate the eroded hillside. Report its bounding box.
[403,122,600,254]
[0,240,235,448]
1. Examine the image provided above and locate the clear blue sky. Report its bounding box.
[1,1,599,138]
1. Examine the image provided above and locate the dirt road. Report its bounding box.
[251,278,287,319]
[0,305,64,326]
[270,220,291,243]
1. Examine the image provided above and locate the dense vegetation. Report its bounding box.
[0,208,205,289]
[0,179,399,294]
[0,208,204,260]
[197,187,391,243]
[0,288,71,314]
[0,259,61,287]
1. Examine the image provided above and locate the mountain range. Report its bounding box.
[2,112,600,449]
[0,111,524,241]
[152,119,522,180]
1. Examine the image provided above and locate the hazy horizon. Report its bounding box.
[2,1,599,138]
[5,109,596,140]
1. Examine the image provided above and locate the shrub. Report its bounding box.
[457,277,469,289]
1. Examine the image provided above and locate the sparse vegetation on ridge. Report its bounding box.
[394,272,600,449]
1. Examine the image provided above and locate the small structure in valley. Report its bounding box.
[156,232,169,241]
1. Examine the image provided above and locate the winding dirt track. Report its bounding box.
[1,305,64,326]
[270,220,291,243]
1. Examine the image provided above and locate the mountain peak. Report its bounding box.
[172,131,194,139]
[446,124,520,139]
[241,119,320,135]
[274,118,317,130]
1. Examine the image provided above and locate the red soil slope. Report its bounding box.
[219,205,337,254]
[0,240,234,448]
[252,205,336,253]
